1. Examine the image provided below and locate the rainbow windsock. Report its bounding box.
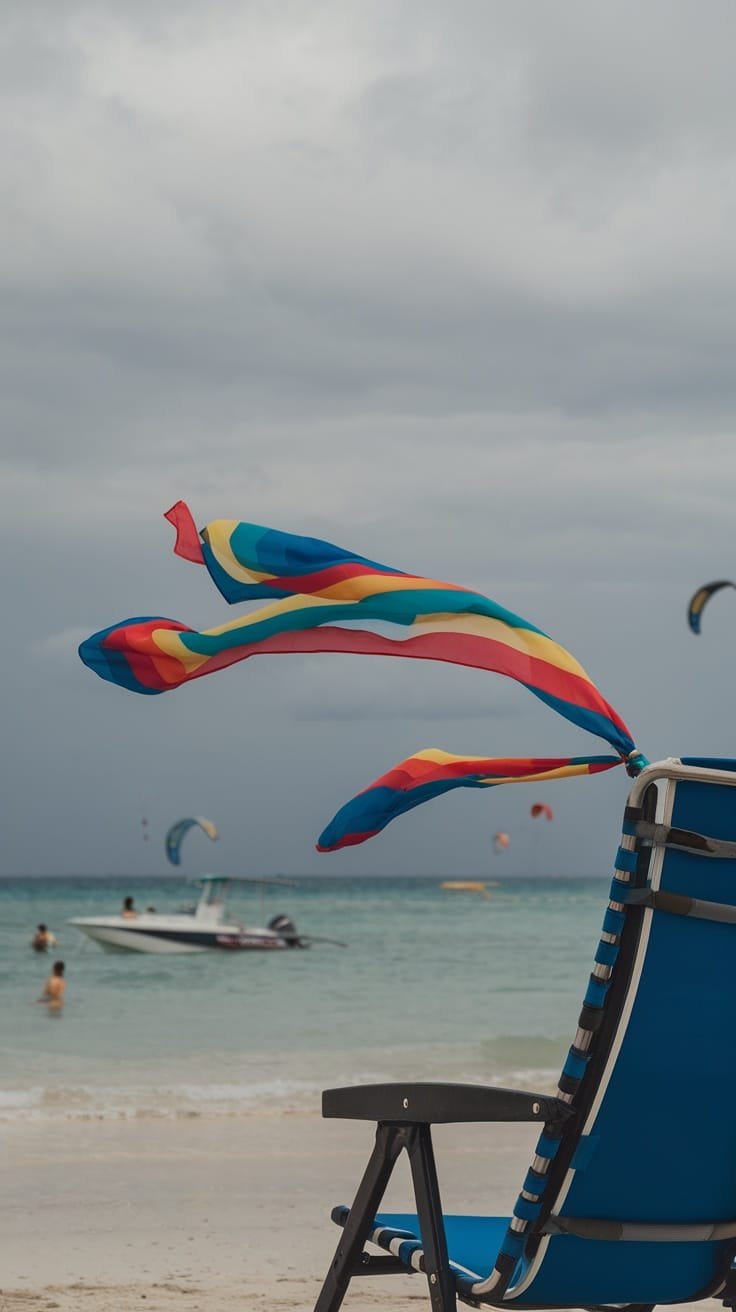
[317,750,622,851]
[80,502,639,762]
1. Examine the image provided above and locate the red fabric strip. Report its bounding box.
[164,501,204,565]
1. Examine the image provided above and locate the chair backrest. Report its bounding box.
[470,759,736,1308]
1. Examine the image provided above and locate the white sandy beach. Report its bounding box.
[0,1112,724,1312]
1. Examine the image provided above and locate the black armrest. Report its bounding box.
[322,1081,572,1127]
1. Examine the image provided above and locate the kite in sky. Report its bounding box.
[79,501,647,849]
[165,816,219,866]
[530,802,554,821]
[687,579,735,634]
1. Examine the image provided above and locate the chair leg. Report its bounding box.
[722,1262,736,1310]
[313,1122,407,1312]
[407,1124,458,1312]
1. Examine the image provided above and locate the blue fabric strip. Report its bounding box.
[614,847,638,873]
[602,907,626,935]
[584,976,609,1007]
[513,1197,542,1222]
[522,1167,547,1195]
[535,1132,563,1159]
[609,875,633,899]
[595,940,620,967]
[563,1050,589,1081]
[397,1238,422,1266]
[499,1231,525,1258]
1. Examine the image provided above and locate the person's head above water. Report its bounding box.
[123,897,134,911]
[37,923,47,933]
[52,961,65,976]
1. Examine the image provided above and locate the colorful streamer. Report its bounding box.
[317,751,622,851]
[80,502,638,760]
[164,499,405,602]
[79,502,647,849]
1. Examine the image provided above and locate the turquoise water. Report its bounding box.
[0,875,608,1121]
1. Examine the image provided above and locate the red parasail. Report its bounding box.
[530,802,554,821]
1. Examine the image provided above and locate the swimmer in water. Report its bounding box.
[37,961,66,1015]
[31,923,57,952]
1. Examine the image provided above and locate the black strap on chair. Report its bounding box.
[633,820,736,860]
[542,1216,736,1242]
[625,887,736,925]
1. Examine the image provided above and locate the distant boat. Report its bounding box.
[68,875,338,954]
[440,880,491,898]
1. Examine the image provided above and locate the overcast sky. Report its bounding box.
[3,1,736,879]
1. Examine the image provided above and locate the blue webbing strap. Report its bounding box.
[602,906,626,935]
[613,846,639,873]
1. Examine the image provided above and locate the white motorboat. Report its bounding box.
[68,876,309,954]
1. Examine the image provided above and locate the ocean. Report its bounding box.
[0,875,608,1123]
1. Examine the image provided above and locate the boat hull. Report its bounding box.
[69,920,293,954]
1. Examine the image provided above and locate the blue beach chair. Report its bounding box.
[313,759,736,1312]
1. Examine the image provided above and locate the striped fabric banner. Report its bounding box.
[80,502,638,761]
[317,751,622,851]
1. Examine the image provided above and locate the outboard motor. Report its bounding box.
[268,913,300,946]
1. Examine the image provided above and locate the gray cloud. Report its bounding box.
[2,1,736,876]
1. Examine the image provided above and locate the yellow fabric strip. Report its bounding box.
[476,763,593,786]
